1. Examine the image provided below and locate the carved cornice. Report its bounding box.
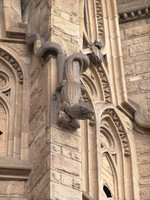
[102,109,130,157]
[119,5,150,23]
[0,157,32,180]
[0,48,23,84]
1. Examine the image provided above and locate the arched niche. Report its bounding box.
[101,152,117,199]
[0,45,29,160]
[99,107,136,199]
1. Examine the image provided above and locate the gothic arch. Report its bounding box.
[101,151,118,199]
[0,45,30,160]
[96,106,137,199]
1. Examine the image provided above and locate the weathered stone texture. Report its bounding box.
[51,127,81,151]
[0,181,25,197]
[120,17,150,114]
[52,154,81,177]
[51,182,81,200]
[119,1,150,199]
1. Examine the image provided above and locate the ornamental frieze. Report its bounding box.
[102,108,130,157]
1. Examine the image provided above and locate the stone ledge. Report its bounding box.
[118,5,150,23]
[0,156,32,181]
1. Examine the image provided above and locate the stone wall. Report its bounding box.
[120,18,150,117]
[118,1,150,199]
[21,0,83,199]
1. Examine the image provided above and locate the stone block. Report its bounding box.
[28,172,49,198]
[122,39,133,47]
[122,46,128,58]
[51,170,61,183]
[126,81,139,95]
[125,24,150,39]
[61,174,73,187]
[62,147,81,161]
[33,129,47,160]
[139,163,150,178]
[52,0,78,15]
[32,157,48,187]
[51,127,81,151]
[51,144,61,155]
[131,54,150,62]
[143,73,150,80]
[51,182,81,200]
[60,11,70,21]
[136,61,150,74]
[51,154,81,177]
[120,29,124,40]
[136,138,150,157]
[52,15,79,37]
[140,187,150,200]
[130,42,150,57]
[129,75,142,82]
[140,80,150,93]
[0,181,24,197]
[73,178,81,190]
[124,64,135,75]
[134,36,150,44]
[35,185,49,200]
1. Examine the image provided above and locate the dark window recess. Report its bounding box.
[103,185,112,198]
[84,0,88,34]
[0,131,3,135]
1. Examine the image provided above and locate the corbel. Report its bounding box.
[119,5,150,23]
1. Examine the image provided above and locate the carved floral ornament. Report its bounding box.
[101,108,130,157]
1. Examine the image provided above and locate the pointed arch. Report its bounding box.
[0,45,30,160]
[101,151,118,199]
[96,105,137,199]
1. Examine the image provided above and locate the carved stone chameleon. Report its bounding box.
[57,52,94,130]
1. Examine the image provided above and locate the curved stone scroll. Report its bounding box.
[56,52,94,131]
[129,99,150,131]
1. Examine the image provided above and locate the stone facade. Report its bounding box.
[0,0,150,200]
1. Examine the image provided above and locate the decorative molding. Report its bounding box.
[0,48,23,84]
[102,109,130,157]
[96,0,104,39]
[87,42,112,103]
[0,157,32,180]
[119,5,150,23]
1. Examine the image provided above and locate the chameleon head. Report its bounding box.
[69,103,94,120]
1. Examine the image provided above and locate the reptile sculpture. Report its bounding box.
[57,52,94,130]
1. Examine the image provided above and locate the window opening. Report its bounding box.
[103,185,112,198]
